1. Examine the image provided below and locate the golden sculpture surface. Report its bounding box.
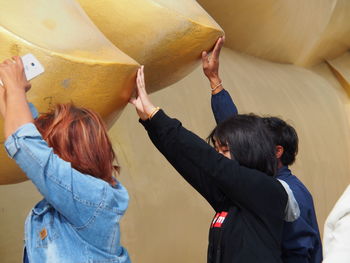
[0,0,223,184]
[198,0,350,66]
[1,1,350,262]
[77,0,223,91]
[0,0,140,184]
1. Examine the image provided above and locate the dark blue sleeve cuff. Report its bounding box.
[211,89,238,124]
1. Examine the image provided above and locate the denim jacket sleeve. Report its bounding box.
[28,103,39,119]
[4,123,110,228]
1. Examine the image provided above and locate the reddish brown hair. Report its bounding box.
[35,104,118,185]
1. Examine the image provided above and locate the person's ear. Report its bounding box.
[276,145,284,159]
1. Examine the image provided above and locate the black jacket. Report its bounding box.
[140,110,288,263]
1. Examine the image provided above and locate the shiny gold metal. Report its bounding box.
[3,2,350,262]
[77,0,224,92]
[0,0,139,184]
[327,52,350,97]
[198,0,350,67]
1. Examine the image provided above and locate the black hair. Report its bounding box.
[208,114,277,177]
[262,117,298,166]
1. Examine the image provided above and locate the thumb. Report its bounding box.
[129,97,137,105]
[202,51,208,64]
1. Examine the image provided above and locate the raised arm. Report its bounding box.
[0,56,33,138]
[130,67,287,215]
[0,57,118,228]
[202,37,238,124]
[211,89,238,124]
[129,66,225,209]
[142,110,286,215]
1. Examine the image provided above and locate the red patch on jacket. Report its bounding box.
[211,211,228,228]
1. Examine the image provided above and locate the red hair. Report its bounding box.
[34,104,118,185]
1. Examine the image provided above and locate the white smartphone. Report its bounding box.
[0,53,45,85]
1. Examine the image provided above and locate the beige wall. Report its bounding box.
[1,47,350,262]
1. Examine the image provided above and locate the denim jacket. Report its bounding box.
[4,104,130,263]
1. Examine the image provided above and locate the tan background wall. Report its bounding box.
[1,47,350,262]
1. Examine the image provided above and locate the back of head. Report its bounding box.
[263,117,298,166]
[34,104,118,185]
[208,114,277,177]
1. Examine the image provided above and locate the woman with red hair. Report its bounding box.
[0,57,130,263]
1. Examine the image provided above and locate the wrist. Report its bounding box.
[6,90,27,109]
[6,87,26,98]
[209,77,221,88]
[147,106,160,120]
[145,105,156,116]
[211,84,223,95]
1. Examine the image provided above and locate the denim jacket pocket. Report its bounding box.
[33,204,60,248]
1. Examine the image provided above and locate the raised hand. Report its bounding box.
[0,56,31,92]
[129,66,157,120]
[202,36,225,92]
[0,56,34,138]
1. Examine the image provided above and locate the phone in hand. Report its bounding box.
[0,53,45,86]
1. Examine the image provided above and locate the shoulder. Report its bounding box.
[323,185,350,262]
[103,181,129,214]
[278,172,313,205]
[326,185,350,224]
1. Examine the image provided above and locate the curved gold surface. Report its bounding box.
[198,0,350,66]
[77,0,224,91]
[2,1,350,262]
[327,52,350,97]
[0,0,139,184]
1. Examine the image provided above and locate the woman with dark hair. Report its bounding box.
[208,114,277,177]
[129,66,290,263]
[204,37,321,263]
[0,57,130,263]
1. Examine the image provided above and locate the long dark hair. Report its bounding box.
[208,114,277,177]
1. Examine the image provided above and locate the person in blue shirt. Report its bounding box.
[0,57,130,263]
[201,37,323,263]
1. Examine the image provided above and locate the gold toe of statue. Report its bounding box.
[77,0,224,91]
[0,0,223,184]
[198,0,350,67]
[0,0,139,184]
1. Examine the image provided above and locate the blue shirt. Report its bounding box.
[211,89,322,263]
[5,104,131,263]
[211,89,238,124]
[278,167,322,263]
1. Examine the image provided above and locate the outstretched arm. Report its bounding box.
[202,37,238,124]
[130,66,287,214]
[2,57,118,228]
[130,67,225,209]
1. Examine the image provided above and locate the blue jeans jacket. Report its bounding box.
[5,104,130,263]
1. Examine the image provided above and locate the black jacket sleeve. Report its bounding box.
[140,110,287,216]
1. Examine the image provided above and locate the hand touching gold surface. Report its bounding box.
[129,66,157,121]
